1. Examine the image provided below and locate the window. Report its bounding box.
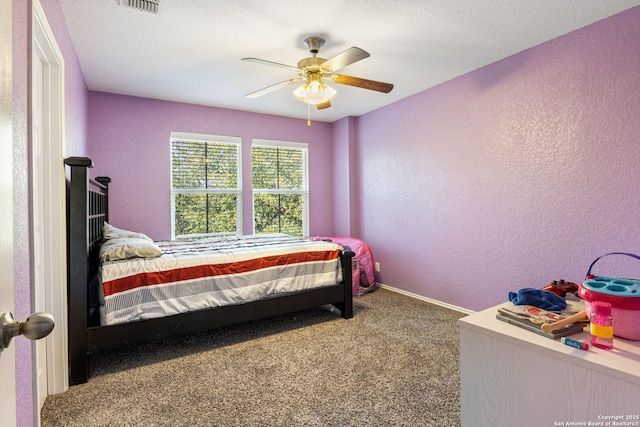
[252,139,309,237]
[170,132,241,239]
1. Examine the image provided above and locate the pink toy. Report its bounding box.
[313,236,376,295]
[578,252,640,341]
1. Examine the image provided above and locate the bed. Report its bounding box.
[65,157,354,385]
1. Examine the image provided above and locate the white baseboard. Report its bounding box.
[376,283,476,315]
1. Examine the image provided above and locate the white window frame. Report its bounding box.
[251,139,309,237]
[170,131,242,239]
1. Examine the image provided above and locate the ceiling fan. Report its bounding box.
[242,37,394,111]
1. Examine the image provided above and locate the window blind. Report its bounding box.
[170,133,241,238]
[252,141,308,237]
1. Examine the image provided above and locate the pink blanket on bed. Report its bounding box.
[314,236,376,295]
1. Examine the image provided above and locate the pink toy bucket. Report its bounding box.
[578,252,640,341]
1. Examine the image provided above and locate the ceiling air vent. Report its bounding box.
[117,0,160,14]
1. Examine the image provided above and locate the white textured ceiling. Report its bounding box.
[60,0,640,123]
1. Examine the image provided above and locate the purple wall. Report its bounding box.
[88,94,335,240]
[332,116,357,236]
[356,6,640,311]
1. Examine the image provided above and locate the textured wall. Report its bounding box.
[88,93,335,240]
[356,6,640,311]
[332,116,358,237]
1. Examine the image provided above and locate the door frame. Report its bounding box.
[32,0,67,396]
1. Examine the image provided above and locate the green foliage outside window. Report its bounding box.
[252,144,308,237]
[171,137,240,238]
[173,193,237,236]
[253,193,303,236]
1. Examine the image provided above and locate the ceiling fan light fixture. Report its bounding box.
[293,77,336,105]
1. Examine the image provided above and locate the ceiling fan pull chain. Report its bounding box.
[307,103,311,127]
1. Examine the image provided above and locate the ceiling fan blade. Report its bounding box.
[246,78,302,98]
[316,100,331,110]
[330,74,394,93]
[320,47,370,72]
[242,57,301,74]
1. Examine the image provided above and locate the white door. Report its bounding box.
[0,0,17,424]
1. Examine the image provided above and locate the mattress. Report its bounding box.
[98,234,344,325]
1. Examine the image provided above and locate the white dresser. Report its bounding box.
[459,301,640,427]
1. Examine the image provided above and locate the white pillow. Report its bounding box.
[99,237,162,262]
[103,222,153,241]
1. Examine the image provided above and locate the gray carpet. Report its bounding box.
[41,288,466,426]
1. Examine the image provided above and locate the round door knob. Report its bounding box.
[0,312,55,349]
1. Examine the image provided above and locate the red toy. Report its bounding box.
[542,279,579,297]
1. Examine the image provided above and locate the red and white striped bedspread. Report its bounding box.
[98,234,344,326]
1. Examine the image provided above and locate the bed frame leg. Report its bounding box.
[337,250,354,319]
